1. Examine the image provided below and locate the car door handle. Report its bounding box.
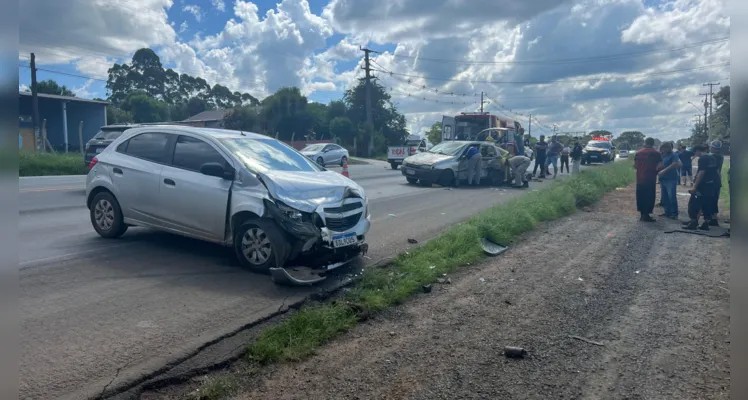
[113,167,123,175]
[163,178,176,186]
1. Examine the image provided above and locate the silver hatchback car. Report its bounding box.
[85,126,370,278]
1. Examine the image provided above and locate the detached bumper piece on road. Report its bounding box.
[270,258,356,286]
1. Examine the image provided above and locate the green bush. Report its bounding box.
[19,152,86,176]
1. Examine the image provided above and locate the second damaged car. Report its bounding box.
[85,126,370,284]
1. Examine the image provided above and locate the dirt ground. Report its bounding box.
[180,184,731,399]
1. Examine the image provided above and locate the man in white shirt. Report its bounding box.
[560,144,571,174]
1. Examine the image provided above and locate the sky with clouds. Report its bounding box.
[18,0,730,141]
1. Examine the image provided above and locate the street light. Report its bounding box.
[687,102,703,113]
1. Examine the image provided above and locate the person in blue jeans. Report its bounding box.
[657,141,682,219]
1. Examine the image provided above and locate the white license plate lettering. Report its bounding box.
[332,233,357,248]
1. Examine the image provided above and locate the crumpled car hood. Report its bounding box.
[404,152,454,166]
[259,170,365,213]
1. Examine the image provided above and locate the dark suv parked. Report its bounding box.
[84,124,141,167]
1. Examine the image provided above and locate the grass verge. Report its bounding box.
[20,151,87,176]
[241,160,635,370]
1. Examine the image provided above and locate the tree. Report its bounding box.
[106,47,259,107]
[426,121,443,145]
[119,91,169,123]
[259,87,313,139]
[344,77,409,155]
[106,106,133,124]
[223,106,261,132]
[613,131,645,150]
[307,102,329,139]
[329,117,355,143]
[36,79,75,96]
[186,97,210,117]
[709,85,730,140]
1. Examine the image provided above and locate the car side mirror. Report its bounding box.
[200,162,234,180]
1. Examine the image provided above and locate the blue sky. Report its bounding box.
[19,0,730,141]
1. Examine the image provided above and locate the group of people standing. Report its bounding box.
[531,135,584,179]
[634,138,725,230]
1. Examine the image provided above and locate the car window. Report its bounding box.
[302,144,326,152]
[93,129,127,141]
[323,145,334,151]
[120,132,172,163]
[220,137,323,173]
[172,135,227,172]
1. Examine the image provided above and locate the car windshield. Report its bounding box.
[220,138,323,173]
[588,142,611,148]
[428,142,468,156]
[301,144,326,152]
[93,129,127,140]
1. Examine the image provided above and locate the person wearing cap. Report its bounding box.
[683,145,719,230]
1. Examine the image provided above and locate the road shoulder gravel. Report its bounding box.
[158,184,730,399]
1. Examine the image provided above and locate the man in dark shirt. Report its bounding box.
[532,135,548,178]
[634,137,663,222]
[684,147,719,230]
[678,144,694,185]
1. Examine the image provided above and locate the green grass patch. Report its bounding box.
[246,161,635,367]
[20,151,86,176]
[190,375,238,400]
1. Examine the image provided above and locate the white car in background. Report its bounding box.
[618,149,630,158]
[300,143,349,167]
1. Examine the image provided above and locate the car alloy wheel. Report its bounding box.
[94,199,115,231]
[241,227,272,266]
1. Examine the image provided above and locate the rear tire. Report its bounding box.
[234,219,290,274]
[390,162,398,170]
[90,191,128,238]
[406,177,418,184]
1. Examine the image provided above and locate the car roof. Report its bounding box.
[124,125,267,140]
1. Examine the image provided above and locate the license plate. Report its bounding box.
[95,148,104,153]
[332,232,357,248]
[406,169,415,175]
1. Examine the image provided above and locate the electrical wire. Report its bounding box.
[379,36,729,66]
[18,64,109,82]
[371,62,729,85]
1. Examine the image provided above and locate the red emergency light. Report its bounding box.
[591,137,610,141]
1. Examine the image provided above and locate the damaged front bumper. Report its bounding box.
[264,197,371,284]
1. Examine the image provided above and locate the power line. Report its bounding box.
[19,64,108,82]
[378,36,729,66]
[371,62,729,85]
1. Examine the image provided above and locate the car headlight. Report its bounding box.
[602,151,609,154]
[276,202,304,222]
[582,149,588,153]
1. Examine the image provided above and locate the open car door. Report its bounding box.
[441,116,455,141]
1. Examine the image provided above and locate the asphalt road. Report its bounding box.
[19,158,602,400]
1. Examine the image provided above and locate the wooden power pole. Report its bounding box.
[30,53,42,152]
[360,47,375,157]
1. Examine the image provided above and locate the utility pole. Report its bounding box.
[360,46,374,157]
[479,92,488,113]
[699,92,709,137]
[528,114,531,137]
[703,82,720,123]
[30,53,41,152]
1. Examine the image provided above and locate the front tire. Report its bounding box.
[438,170,455,187]
[234,219,290,274]
[406,177,418,184]
[90,191,127,238]
[316,157,325,166]
[390,162,399,170]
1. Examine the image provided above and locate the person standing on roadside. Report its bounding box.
[546,136,564,178]
[657,142,682,219]
[532,135,548,178]
[678,144,695,186]
[683,146,719,230]
[560,143,571,174]
[465,144,482,186]
[634,137,663,222]
[571,139,583,174]
[708,140,724,226]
